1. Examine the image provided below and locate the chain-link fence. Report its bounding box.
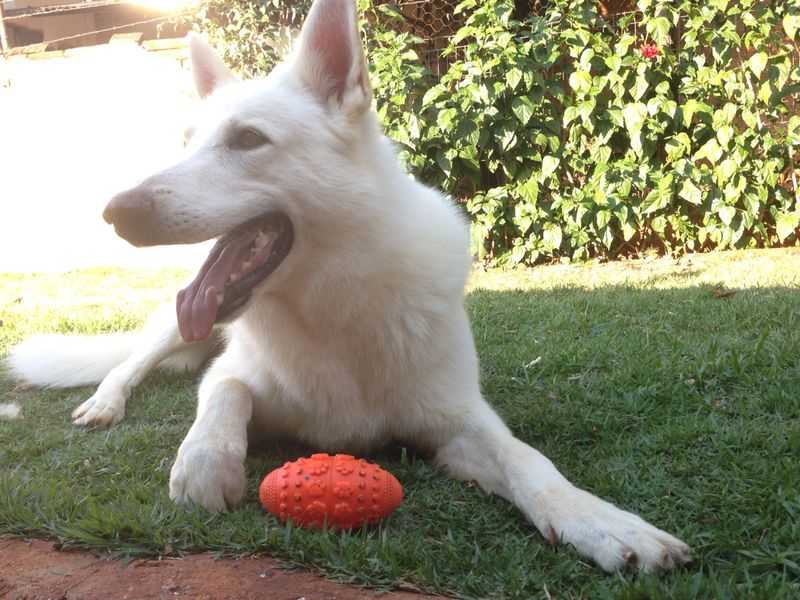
[373,0,643,76]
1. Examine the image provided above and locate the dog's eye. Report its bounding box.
[229,128,270,150]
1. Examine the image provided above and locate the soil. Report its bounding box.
[0,538,443,600]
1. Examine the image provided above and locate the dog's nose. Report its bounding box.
[103,187,155,225]
[103,187,158,246]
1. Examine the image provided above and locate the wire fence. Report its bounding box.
[0,1,127,21]
[9,14,185,48]
[4,0,800,85]
[379,0,800,95]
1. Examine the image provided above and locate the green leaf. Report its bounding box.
[435,150,452,176]
[494,2,513,25]
[607,108,624,128]
[451,25,475,46]
[633,75,649,101]
[510,244,526,264]
[605,55,622,72]
[511,96,534,126]
[722,102,737,124]
[681,99,710,128]
[495,123,518,151]
[602,225,614,250]
[748,52,768,79]
[717,125,734,148]
[436,108,458,130]
[679,180,702,205]
[666,138,686,162]
[696,138,723,164]
[622,102,648,134]
[621,221,637,241]
[615,34,636,56]
[408,114,420,140]
[578,99,595,123]
[541,155,560,181]
[715,159,737,185]
[377,3,404,19]
[506,68,523,91]
[453,0,477,15]
[579,48,595,69]
[741,109,759,129]
[542,223,562,250]
[640,189,665,215]
[718,205,736,226]
[569,70,592,95]
[563,106,580,127]
[422,85,445,107]
[784,15,800,40]
[646,16,671,46]
[788,115,800,145]
[758,81,774,105]
[518,177,539,205]
[776,211,800,242]
[630,131,643,155]
[593,146,611,165]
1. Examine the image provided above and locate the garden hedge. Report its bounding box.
[185,0,800,264]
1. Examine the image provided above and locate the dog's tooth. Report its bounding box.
[229,272,240,283]
[241,260,252,272]
[255,230,274,249]
[216,291,224,304]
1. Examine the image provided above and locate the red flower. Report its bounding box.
[640,43,660,60]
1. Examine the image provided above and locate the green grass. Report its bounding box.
[1,249,799,599]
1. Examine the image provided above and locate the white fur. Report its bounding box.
[4,0,690,572]
[7,332,139,388]
[7,303,214,391]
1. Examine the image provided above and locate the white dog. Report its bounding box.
[6,0,690,573]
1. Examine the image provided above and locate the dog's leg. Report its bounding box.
[72,305,215,427]
[168,360,252,512]
[433,396,691,573]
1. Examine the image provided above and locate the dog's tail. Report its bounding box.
[4,333,139,388]
[5,331,213,389]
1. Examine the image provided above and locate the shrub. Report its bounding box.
[184,0,800,265]
[183,0,312,78]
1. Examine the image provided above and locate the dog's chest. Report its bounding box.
[230,295,417,446]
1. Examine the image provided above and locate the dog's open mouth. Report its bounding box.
[176,212,293,342]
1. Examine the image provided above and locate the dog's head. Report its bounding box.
[102,0,382,342]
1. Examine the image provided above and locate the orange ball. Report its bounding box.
[259,453,403,529]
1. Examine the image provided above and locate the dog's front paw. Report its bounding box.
[169,442,246,512]
[72,388,125,427]
[536,486,691,573]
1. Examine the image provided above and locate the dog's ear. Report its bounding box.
[293,0,372,115]
[187,32,236,98]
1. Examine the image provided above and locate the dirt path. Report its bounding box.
[0,538,442,600]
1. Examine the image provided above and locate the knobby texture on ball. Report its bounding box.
[259,453,403,529]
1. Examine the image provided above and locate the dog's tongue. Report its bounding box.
[176,235,253,342]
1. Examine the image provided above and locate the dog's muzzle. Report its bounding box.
[103,187,159,247]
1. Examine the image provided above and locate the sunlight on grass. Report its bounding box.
[469,248,800,292]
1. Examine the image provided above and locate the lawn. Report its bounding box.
[1,249,799,599]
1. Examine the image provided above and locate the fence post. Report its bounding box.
[0,1,9,54]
